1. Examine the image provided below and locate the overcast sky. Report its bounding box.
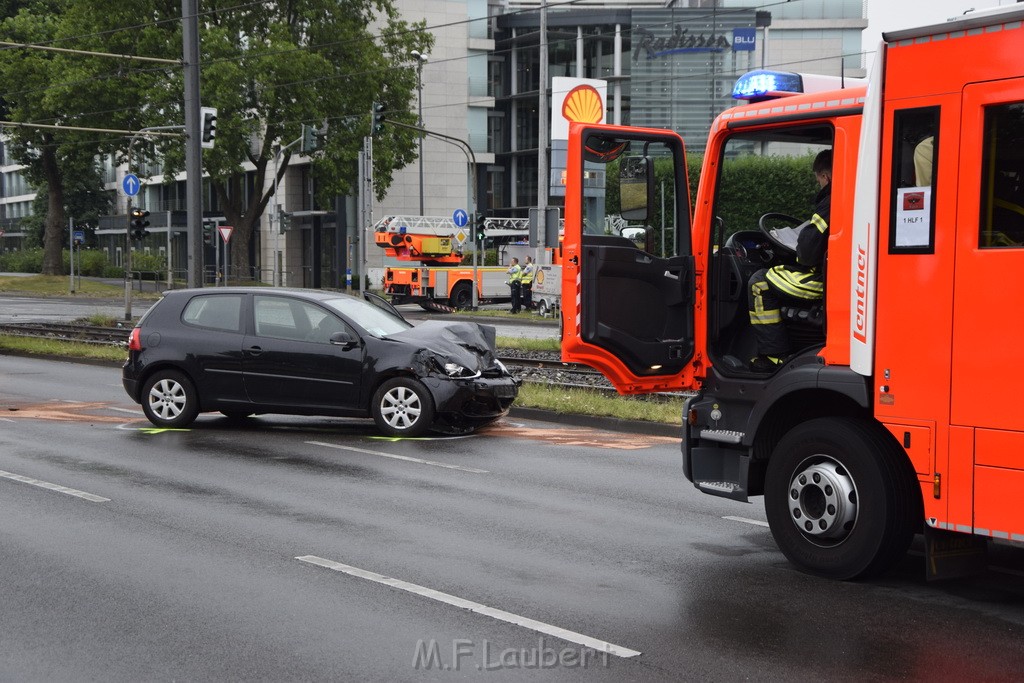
[862,0,1015,69]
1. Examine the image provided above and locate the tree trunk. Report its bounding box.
[215,157,276,282]
[40,144,66,276]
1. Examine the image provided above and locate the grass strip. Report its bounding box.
[0,334,126,362]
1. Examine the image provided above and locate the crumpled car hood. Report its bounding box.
[388,320,498,371]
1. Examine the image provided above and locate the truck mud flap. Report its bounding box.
[421,300,456,313]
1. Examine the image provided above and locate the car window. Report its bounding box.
[323,296,412,337]
[181,294,243,332]
[254,295,348,343]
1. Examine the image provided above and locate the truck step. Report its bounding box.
[699,429,745,444]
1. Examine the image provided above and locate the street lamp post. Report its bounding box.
[411,50,428,216]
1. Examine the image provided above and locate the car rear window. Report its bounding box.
[181,294,243,332]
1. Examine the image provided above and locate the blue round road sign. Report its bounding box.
[453,209,468,227]
[122,173,141,196]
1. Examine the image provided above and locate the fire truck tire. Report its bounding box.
[764,417,920,580]
[449,282,473,310]
[371,377,435,437]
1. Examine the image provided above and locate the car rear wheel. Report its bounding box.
[764,417,920,580]
[371,377,435,437]
[142,370,199,428]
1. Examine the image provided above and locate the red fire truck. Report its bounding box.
[561,6,1024,579]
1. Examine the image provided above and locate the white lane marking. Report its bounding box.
[724,516,770,528]
[109,407,143,415]
[0,417,15,423]
[0,469,110,503]
[296,555,641,658]
[305,441,488,474]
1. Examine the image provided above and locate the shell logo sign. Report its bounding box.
[551,77,607,141]
[562,85,604,126]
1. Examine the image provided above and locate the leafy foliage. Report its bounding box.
[605,152,820,255]
[0,0,432,276]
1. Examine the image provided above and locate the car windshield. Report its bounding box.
[323,296,412,337]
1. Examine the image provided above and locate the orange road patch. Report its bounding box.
[485,423,677,450]
[1,401,130,424]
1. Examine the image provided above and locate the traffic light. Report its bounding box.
[475,212,486,243]
[130,209,150,241]
[371,102,386,136]
[200,106,218,149]
[202,219,215,245]
[301,124,318,153]
[279,210,291,234]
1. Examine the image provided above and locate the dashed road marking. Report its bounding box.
[306,441,488,473]
[296,555,641,658]
[0,469,109,503]
[724,516,770,528]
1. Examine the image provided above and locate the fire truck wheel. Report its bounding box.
[371,377,436,437]
[449,282,473,310]
[764,417,920,580]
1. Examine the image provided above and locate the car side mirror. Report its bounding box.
[329,331,359,350]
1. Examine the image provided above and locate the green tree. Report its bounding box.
[154,1,432,276]
[0,0,169,274]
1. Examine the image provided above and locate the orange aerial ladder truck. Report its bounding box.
[375,215,536,310]
[560,6,1024,580]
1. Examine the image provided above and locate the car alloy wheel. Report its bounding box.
[371,377,436,437]
[141,370,199,428]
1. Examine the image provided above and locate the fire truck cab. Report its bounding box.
[561,6,1024,579]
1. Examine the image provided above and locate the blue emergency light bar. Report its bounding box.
[732,70,803,101]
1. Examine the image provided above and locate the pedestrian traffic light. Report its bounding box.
[130,208,150,241]
[371,102,386,136]
[200,106,218,149]
[301,124,318,153]
[475,212,486,243]
[202,219,215,245]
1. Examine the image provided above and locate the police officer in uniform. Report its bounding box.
[520,256,536,311]
[748,149,832,372]
[507,257,522,313]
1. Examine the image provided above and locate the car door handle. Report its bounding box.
[246,345,263,356]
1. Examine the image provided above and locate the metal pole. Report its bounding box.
[412,51,427,216]
[166,210,173,289]
[418,63,424,216]
[68,216,74,294]
[536,0,549,266]
[182,0,203,288]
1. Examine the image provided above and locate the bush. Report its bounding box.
[0,248,44,273]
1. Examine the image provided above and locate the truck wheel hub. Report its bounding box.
[787,458,857,542]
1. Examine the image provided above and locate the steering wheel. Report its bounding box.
[758,212,804,256]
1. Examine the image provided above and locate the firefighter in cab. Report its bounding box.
[747,149,832,372]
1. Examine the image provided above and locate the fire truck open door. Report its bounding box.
[561,123,699,394]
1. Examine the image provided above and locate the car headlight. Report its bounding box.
[495,359,508,374]
[441,361,481,379]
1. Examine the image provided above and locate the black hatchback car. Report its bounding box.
[123,288,519,436]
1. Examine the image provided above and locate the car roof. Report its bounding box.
[162,287,355,303]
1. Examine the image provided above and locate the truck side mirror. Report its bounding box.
[619,156,653,222]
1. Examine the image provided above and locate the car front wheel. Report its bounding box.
[141,370,199,428]
[371,377,436,437]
